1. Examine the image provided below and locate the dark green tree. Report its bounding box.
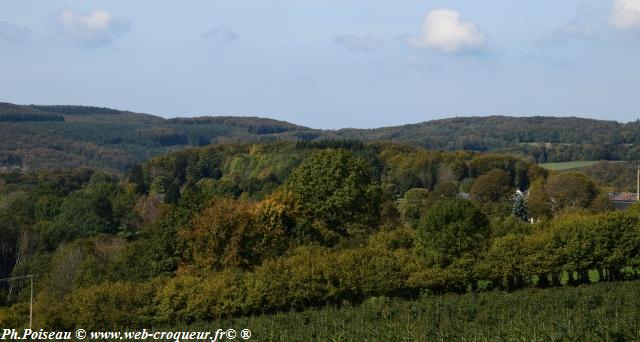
[513,190,529,221]
[285,149,381,238]
[416,198,490,267]
[469,169,513,203]
[398,188,430,226]
[545,172,598,214]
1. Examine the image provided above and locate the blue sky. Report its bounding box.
[1,0,639,128]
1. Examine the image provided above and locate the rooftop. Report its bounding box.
[608,192,639,202]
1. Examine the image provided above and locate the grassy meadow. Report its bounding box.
[539,160,631,172]
[539,160,600,171]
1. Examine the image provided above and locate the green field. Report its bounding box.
[157,280,640,342]
[539,160,600,171]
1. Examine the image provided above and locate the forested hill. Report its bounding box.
[1,102,639,172]
[337,116,640,164]
[338,116,628,149]
[0,103,314,172]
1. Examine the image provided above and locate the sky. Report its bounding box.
[1,1,639,129]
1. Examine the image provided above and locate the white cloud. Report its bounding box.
[611,0,640,31]
[203,26,241,44]
[410,9,486,53]
[55,9,129,47]
[334,33,384,51]
[0,21,31,43]
[544,8,598,44]
[555,19,597,40]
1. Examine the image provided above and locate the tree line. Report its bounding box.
[4,102,640,174]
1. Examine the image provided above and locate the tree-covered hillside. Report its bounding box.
[0,141,635,332]
[2,102,640,172]
[0,103,313,172]
[336,116,640,162]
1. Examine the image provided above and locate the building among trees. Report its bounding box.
[608,164,640,210]
[608,192,638,210]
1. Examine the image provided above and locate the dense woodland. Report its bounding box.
[2,102,640,176]
[1,140,639,331]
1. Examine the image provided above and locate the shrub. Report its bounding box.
[333,248,417,301]
[68,281,159,329]
[246,246,337,312]
[181,198,255,270]
[367,228,416,250]
[181,197,290,271]
[156,271,246,323]
[0,303,29,328]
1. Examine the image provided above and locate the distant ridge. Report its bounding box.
[0,102,638,172]
[166,116,310,134]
